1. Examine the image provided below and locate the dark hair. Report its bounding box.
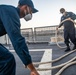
[60,8,65,13]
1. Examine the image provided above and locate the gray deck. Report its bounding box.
[5,43,76,75]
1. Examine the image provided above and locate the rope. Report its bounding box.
[56,18,76,48]
[33,18,76,75]
[55,30,67,48]
[54,19,76,75]
[36,56,76,71]
[33,49,76,65]
[59,18,76,25]
[55,61,76,75]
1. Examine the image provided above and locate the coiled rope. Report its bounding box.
[55,29,67,48]
[55,18,76,48]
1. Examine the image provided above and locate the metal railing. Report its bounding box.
[0,25,69,44]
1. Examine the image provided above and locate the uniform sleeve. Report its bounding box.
[70,12,76,20]
[0,8,32,66]
[58,17,64,28]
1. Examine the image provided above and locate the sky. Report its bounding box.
[0,0,76,29]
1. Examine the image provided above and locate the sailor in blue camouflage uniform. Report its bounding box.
[57,8,76,52]
[0,0,39,75]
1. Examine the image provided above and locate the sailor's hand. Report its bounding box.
[67,18,76,24]
[26,63,40,75]
[68,17,72,20]
[31,69,40,75]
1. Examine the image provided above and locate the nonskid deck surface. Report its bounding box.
[4,43,76,75]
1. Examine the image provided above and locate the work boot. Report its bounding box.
[72,45,76,50]
[65,47,71,52]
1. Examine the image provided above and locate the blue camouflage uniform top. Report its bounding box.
[59,12,76,31]
[0,5,32,66]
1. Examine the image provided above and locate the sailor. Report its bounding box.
[57,8,76,52]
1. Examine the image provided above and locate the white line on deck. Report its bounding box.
[9,49,50,52]
[9,49,52,75]
[38,49,52,75]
